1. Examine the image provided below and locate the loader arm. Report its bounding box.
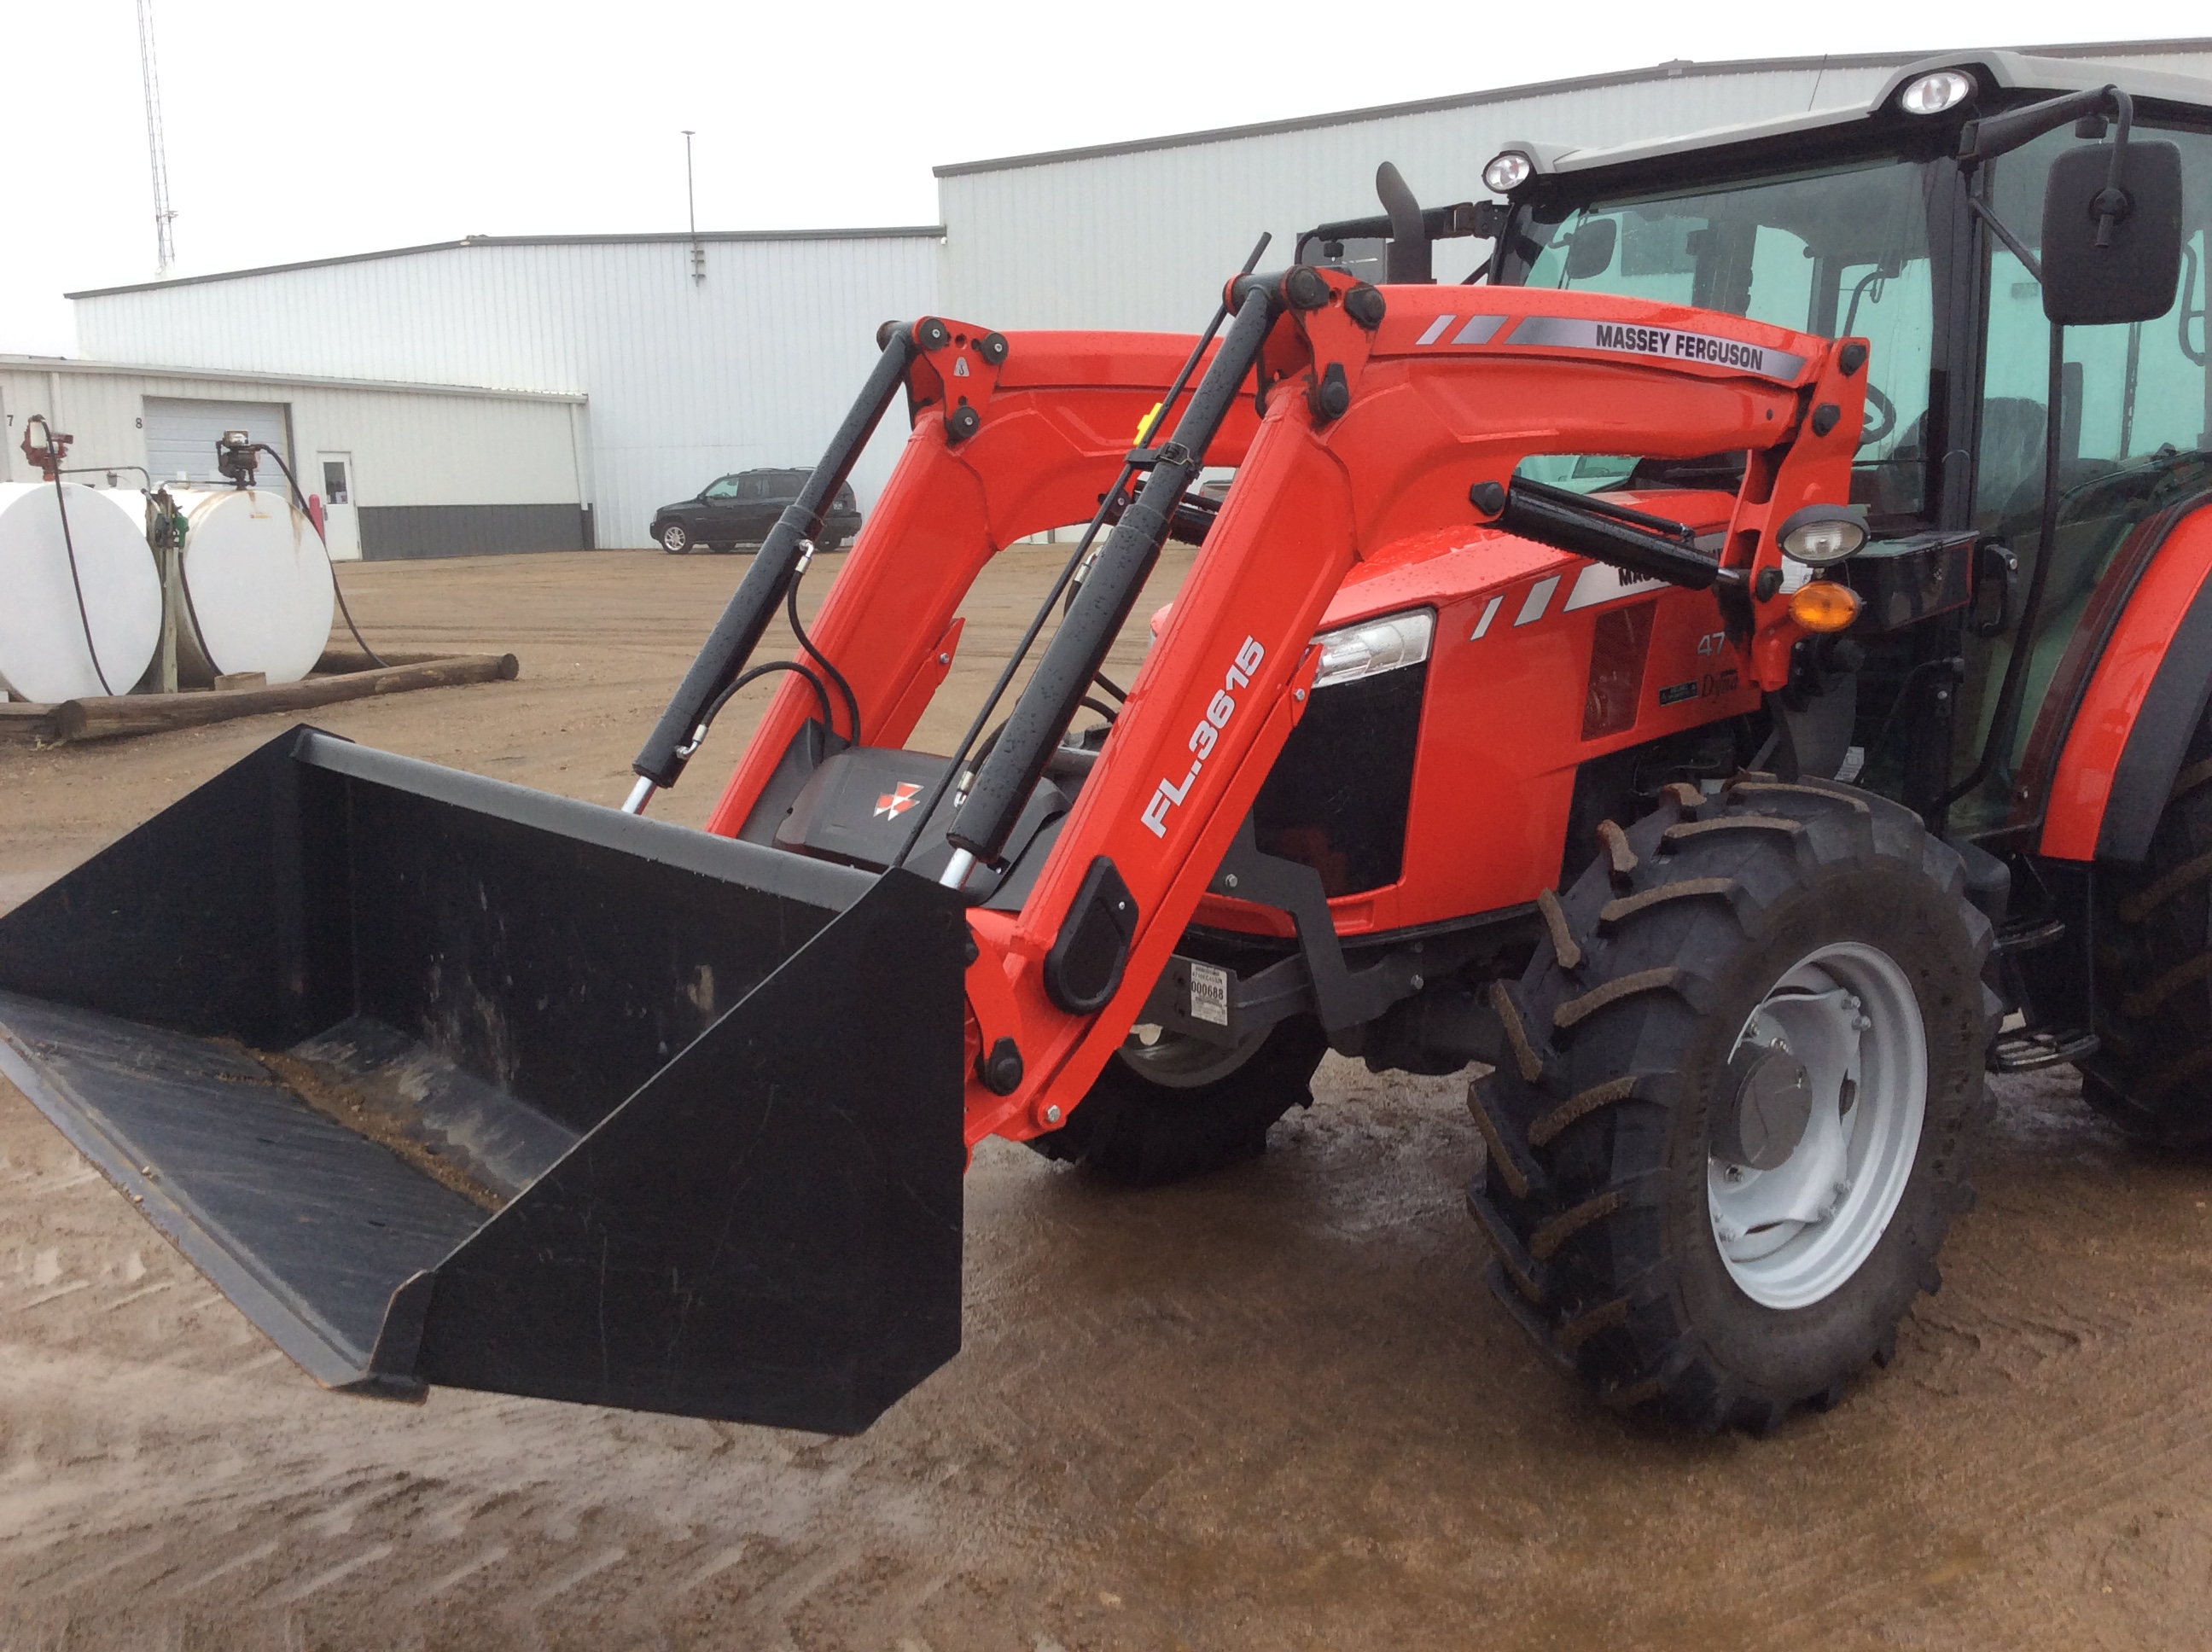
[702,271,1866,1149]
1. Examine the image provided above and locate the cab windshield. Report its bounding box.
[1506,155,1940,521]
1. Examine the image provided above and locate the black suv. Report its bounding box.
[650,468,863,555]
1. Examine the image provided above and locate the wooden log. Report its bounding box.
[52,654,521,744]
[0,702,62,746]
[311,647,454,675]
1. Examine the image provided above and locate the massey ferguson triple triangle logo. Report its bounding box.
[1143,637,1266,838]
[875,782,923,819]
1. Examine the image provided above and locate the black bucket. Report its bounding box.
[0,727,966,1433]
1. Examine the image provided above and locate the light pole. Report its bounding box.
[683,130,704,284]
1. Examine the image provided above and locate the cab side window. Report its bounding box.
[1953,123,2212,830]
[701,476,742,500]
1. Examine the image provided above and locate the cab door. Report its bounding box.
[1949,122,2212,834]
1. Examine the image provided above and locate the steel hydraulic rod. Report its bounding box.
[1496,479,1733,591]
[629,323,920,797]
[945,284,1278,867]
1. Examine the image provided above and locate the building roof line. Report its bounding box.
[0,353,587,404]
[66,225,947,300]
[931,37,2212,177]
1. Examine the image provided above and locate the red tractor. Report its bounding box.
[2,49,2207,1436]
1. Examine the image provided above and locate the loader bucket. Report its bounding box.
[0,726,966,1434]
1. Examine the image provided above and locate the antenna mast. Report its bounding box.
[137,0,178,276]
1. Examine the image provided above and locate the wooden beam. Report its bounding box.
[49,654,521,744]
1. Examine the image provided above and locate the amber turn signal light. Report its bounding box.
[1788,579,1862,633]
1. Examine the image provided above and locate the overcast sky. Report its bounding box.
[4,2,2205,356]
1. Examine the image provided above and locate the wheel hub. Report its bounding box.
[1706,941,1927,1310]
[1718,1044,1814,1170]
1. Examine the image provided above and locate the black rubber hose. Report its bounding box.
[249,442,387,668]
[48,468,116,697]
[785,561,862,745]
[698,658,835,739]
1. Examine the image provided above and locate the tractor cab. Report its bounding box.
[1316,49,2210,844]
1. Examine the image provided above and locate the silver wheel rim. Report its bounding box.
[663,526,686,550]
[1707,941,1926,1310]
[1119,1022,1269,1089]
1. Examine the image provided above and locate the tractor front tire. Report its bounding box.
[1468,777,1996,1432]
[2085,708,2212,1143]
[1030,1015,1328,1186]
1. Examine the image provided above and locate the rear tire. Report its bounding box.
[660,523,690,555]
[2085,707,2212,1143]
[1468,777,1996,1432]
[1030,1016,1327,1186]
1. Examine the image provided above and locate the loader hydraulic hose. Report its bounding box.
[944,285,1278,868]
[630,323,920,795]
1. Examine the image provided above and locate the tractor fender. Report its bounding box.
[2040,496,2212,863]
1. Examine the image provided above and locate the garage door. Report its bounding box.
[144,398,293,489]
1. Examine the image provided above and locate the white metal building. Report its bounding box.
[50,39,2212,559]
[0,356,585,561]
[68,230,943,554]
[935,38,2212,332]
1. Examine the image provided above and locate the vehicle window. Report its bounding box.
[1516,157,1938,517]
[736,474,771,499]
[1951,122,2212,830]
[701,476,742,500]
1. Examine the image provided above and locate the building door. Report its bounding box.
[143,397,292,488]
[317,452,362,561]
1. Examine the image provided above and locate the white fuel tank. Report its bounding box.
[173,486,336,686]
[0,482,161,704]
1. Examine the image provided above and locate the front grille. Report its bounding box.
[1251,662,1426,896]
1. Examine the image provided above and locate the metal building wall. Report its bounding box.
[0,359,584,560]
[71,232,941,545]
[936,46,2212,334]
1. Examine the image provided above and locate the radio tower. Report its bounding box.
[136,0,178,276]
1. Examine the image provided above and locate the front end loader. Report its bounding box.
[3,48,2208,1436]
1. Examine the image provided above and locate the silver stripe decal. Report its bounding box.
[1452,314,1507,345]
[1515,575,1562,626]
[1470,594,1504,639]
[1505,315,1807,381]
[1415,314,1456,346]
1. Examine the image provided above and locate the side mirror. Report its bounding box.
[2041,139,2184,326]
[1563,218,1618,280]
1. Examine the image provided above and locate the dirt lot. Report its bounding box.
[3,548,2211,1650]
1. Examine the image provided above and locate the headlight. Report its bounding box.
[1481,150,1533,195]
[1776,505,1869,568]
[1311,609,1434,689]
[1900,70,1973,116]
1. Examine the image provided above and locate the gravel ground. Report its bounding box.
[2,548,2209,1649]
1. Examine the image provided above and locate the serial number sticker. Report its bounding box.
[1658,680,1699,707]
[1188,962,1231,1027]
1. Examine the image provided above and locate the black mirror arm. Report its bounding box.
[1959,84,2130,167]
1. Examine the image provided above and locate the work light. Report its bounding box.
[1482,151,1534,194]
[1901,71,1973,116]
